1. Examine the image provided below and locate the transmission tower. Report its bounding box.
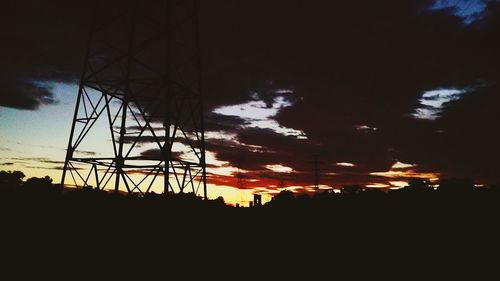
[61,0,207,198]
[278,177,286,191]
[312,154,320,193]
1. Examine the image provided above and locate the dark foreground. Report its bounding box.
[1,183,499,277]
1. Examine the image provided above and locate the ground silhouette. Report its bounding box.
[2,170,499,228]
[1,169,498,276]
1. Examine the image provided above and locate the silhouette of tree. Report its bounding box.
[269,190,295,207]
[312,190,334,202]
[214,196,225,206]
[341,184,362,196]
[0,170,25,188]
[296,193,310,199]
[360,188,386,199]
[25,176,53,189]
[406,178,432,191]
[438,178,476,193]
[23,176,59,194]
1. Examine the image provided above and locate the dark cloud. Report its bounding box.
[139,148,182,160]
[3,0,500,188]
[201,0,500,187]
[140,149,163,160]
[0,79,58,110]
[22,165,81,171]
[205,112,249,132]
[74,150,97,156]
[0,0,88,109]
[10,157,64,165]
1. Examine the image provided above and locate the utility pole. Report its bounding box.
[313,154,319,193]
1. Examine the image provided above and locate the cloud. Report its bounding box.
[336,163,355,167]
[0,0,88,110]
[9,157,64,165]
[3,0,500,190]
[212,92,307,138]
[0,78,59,110]
[412,88,468,120]
[265,164,294,173]
[139,149,182,161]
[74,150,97,156]
[22,165,81,171]
[201,1,500,188]
[205,112,250,132]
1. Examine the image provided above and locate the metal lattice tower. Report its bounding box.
[61,0,207,198]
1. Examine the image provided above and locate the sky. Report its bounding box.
[1,0,499,205]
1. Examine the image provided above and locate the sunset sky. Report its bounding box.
[1,0,499,205]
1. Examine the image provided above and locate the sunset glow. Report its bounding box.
[1,0,498,207]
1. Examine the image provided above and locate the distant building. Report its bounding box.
[253,194,262,206]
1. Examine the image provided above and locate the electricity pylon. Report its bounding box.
[61,0,207,198]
